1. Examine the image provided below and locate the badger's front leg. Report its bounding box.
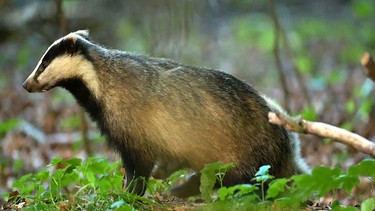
[120,153,155,195]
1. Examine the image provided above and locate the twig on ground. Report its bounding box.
[268,111,375,157]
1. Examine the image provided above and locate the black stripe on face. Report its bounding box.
[34,38,81,79]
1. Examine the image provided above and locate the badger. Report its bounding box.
[23,30,310,198]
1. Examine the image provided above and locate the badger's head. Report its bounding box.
[23,30,99,95]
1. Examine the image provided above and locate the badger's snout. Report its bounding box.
[22,78,47,93]
[23,79,33,92]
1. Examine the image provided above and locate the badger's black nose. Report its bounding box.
[23,80,32,92]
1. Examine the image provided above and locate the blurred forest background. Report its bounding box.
[0,0,375,204]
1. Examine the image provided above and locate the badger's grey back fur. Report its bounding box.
[23,30,310,197]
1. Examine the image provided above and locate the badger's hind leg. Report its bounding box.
[152,159,201,198]
[170,174,201,198]
[151,159,183,179]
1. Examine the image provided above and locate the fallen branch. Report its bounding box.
[268,111,375,157]
[361,52,375,82]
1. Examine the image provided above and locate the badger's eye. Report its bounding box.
[39,61,49,72]
[42,61,49,68]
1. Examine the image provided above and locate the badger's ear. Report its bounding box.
[63,37,79,56]
[74,30,90,40]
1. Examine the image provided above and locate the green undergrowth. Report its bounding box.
[4,158,163,210]
[200,161,375,210]
[3,158,375,210]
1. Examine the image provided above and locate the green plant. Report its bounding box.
[199,162,236,202]
[5,159,375,210]
[147,169,188,195]
[200,164,276,210]
[5,157,162,210]
[266,159,375,209]
[200,160,375,210]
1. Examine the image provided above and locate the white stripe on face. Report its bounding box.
[25,32,83,83]
[24,37,64,83]
[23,32,100,96]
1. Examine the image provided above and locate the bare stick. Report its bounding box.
[268,0,312,109]
[361,52,375,82]
[269,111,375,157]
[268,0,290,110]
[56,0,67,34]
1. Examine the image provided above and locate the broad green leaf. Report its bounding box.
[86,171,96,184]
[65,158,82,167]
[98,179,113,193]
[36,170,50,181]
[292,166,342,198]
[217,186,229,201]
[50,158,63,165]
[218,184,258,200]
[334,174,360,194]
[12,173,33,189]
[267,178,290,198]
[361,198,375,211]
[229,184,257,196]
[200,162,221,202]
[348,159,375,177]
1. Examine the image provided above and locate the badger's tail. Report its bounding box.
[261,94,312,175]
[289,132,312,174]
